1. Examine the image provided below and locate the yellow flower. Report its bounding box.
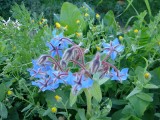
[55,22,61,29]
[51,107,57,113]
[96,46,101,51]
[54,95,62,102]
[76,32,82,37]
[96,13,100,19]
[144,72,151,79]
[31,20,34,23]
[119,36,123,41]
[76,20,80,24]
[64,25,68,29]
[85,13,89,17]
[7,90,13,95]
[134,29,139,33]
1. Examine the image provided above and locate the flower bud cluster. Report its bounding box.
[28,30,129,94]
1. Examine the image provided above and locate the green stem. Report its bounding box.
[84,89,92,118]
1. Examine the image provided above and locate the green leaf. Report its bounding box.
[21,103,33,112]
[0,83,7,102]
[42,108,50,116]
[0,102,8,119]
[45,90,76,109]
[60,2,86,35]
[126,87,142,99]
[128,95,150,117]
[90,82,102,102]
[144,84,159,89]
[103,10,117,35]
[77,109,87,120]
[69,92,77,107]
[136,93,153,102]
[155,113,160,118]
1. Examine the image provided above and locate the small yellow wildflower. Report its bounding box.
[144,72,151,79]
[134,29,139,33]
[54,95,62,102]
[7,90,13,95]
[55,22,61,29]
[119,36,123,41]
[31,20,34,23]
[51,107,57,113]
[63,25,68,30]
[85,13,89,17]
[76,20,80,24]
[96,13,100,19]
[96,46,101,51]
[76,32,82,37]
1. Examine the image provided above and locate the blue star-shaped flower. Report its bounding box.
[102,38,124,60]
[67,73,93,94]
[109,68,129,81]
[32,77,59,91]
[47,30,72,57]
[28,60,52,78]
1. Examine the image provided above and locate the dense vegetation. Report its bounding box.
[0,0,160,120]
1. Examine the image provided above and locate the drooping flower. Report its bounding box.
[102,38,124,60]
[32,77,59,91]
[67,73,93,94]
[109,68,129,81]
[28,60,52,78]
[47,30,72,57]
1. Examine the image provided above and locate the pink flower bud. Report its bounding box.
[62,48,74,61]
[60,60,67,68]
[38,55,48,64]
[90,52,101,74]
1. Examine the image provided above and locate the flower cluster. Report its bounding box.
[28,30,129,94]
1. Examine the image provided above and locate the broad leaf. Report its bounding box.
[126,87,142,99]
[0,83,7,102]
[0,102,8,119]
[136,92,153,102]
[90,82,102,102]
[60,2,86,35]
[144,84,159,89]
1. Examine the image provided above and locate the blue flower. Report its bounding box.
[28,60,52,78]
[47,70,69,84]
[32,77,59,91]
[109,68,129,81]
[102,38,124,60]
[67,73,93,94]
[47,30,72,57]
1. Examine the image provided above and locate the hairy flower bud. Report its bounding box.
[60,59,67,68]
[90,52,101,74]
[38,55,48,64]
[62,48,74,61]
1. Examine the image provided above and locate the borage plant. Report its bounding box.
[28,29,129,119]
